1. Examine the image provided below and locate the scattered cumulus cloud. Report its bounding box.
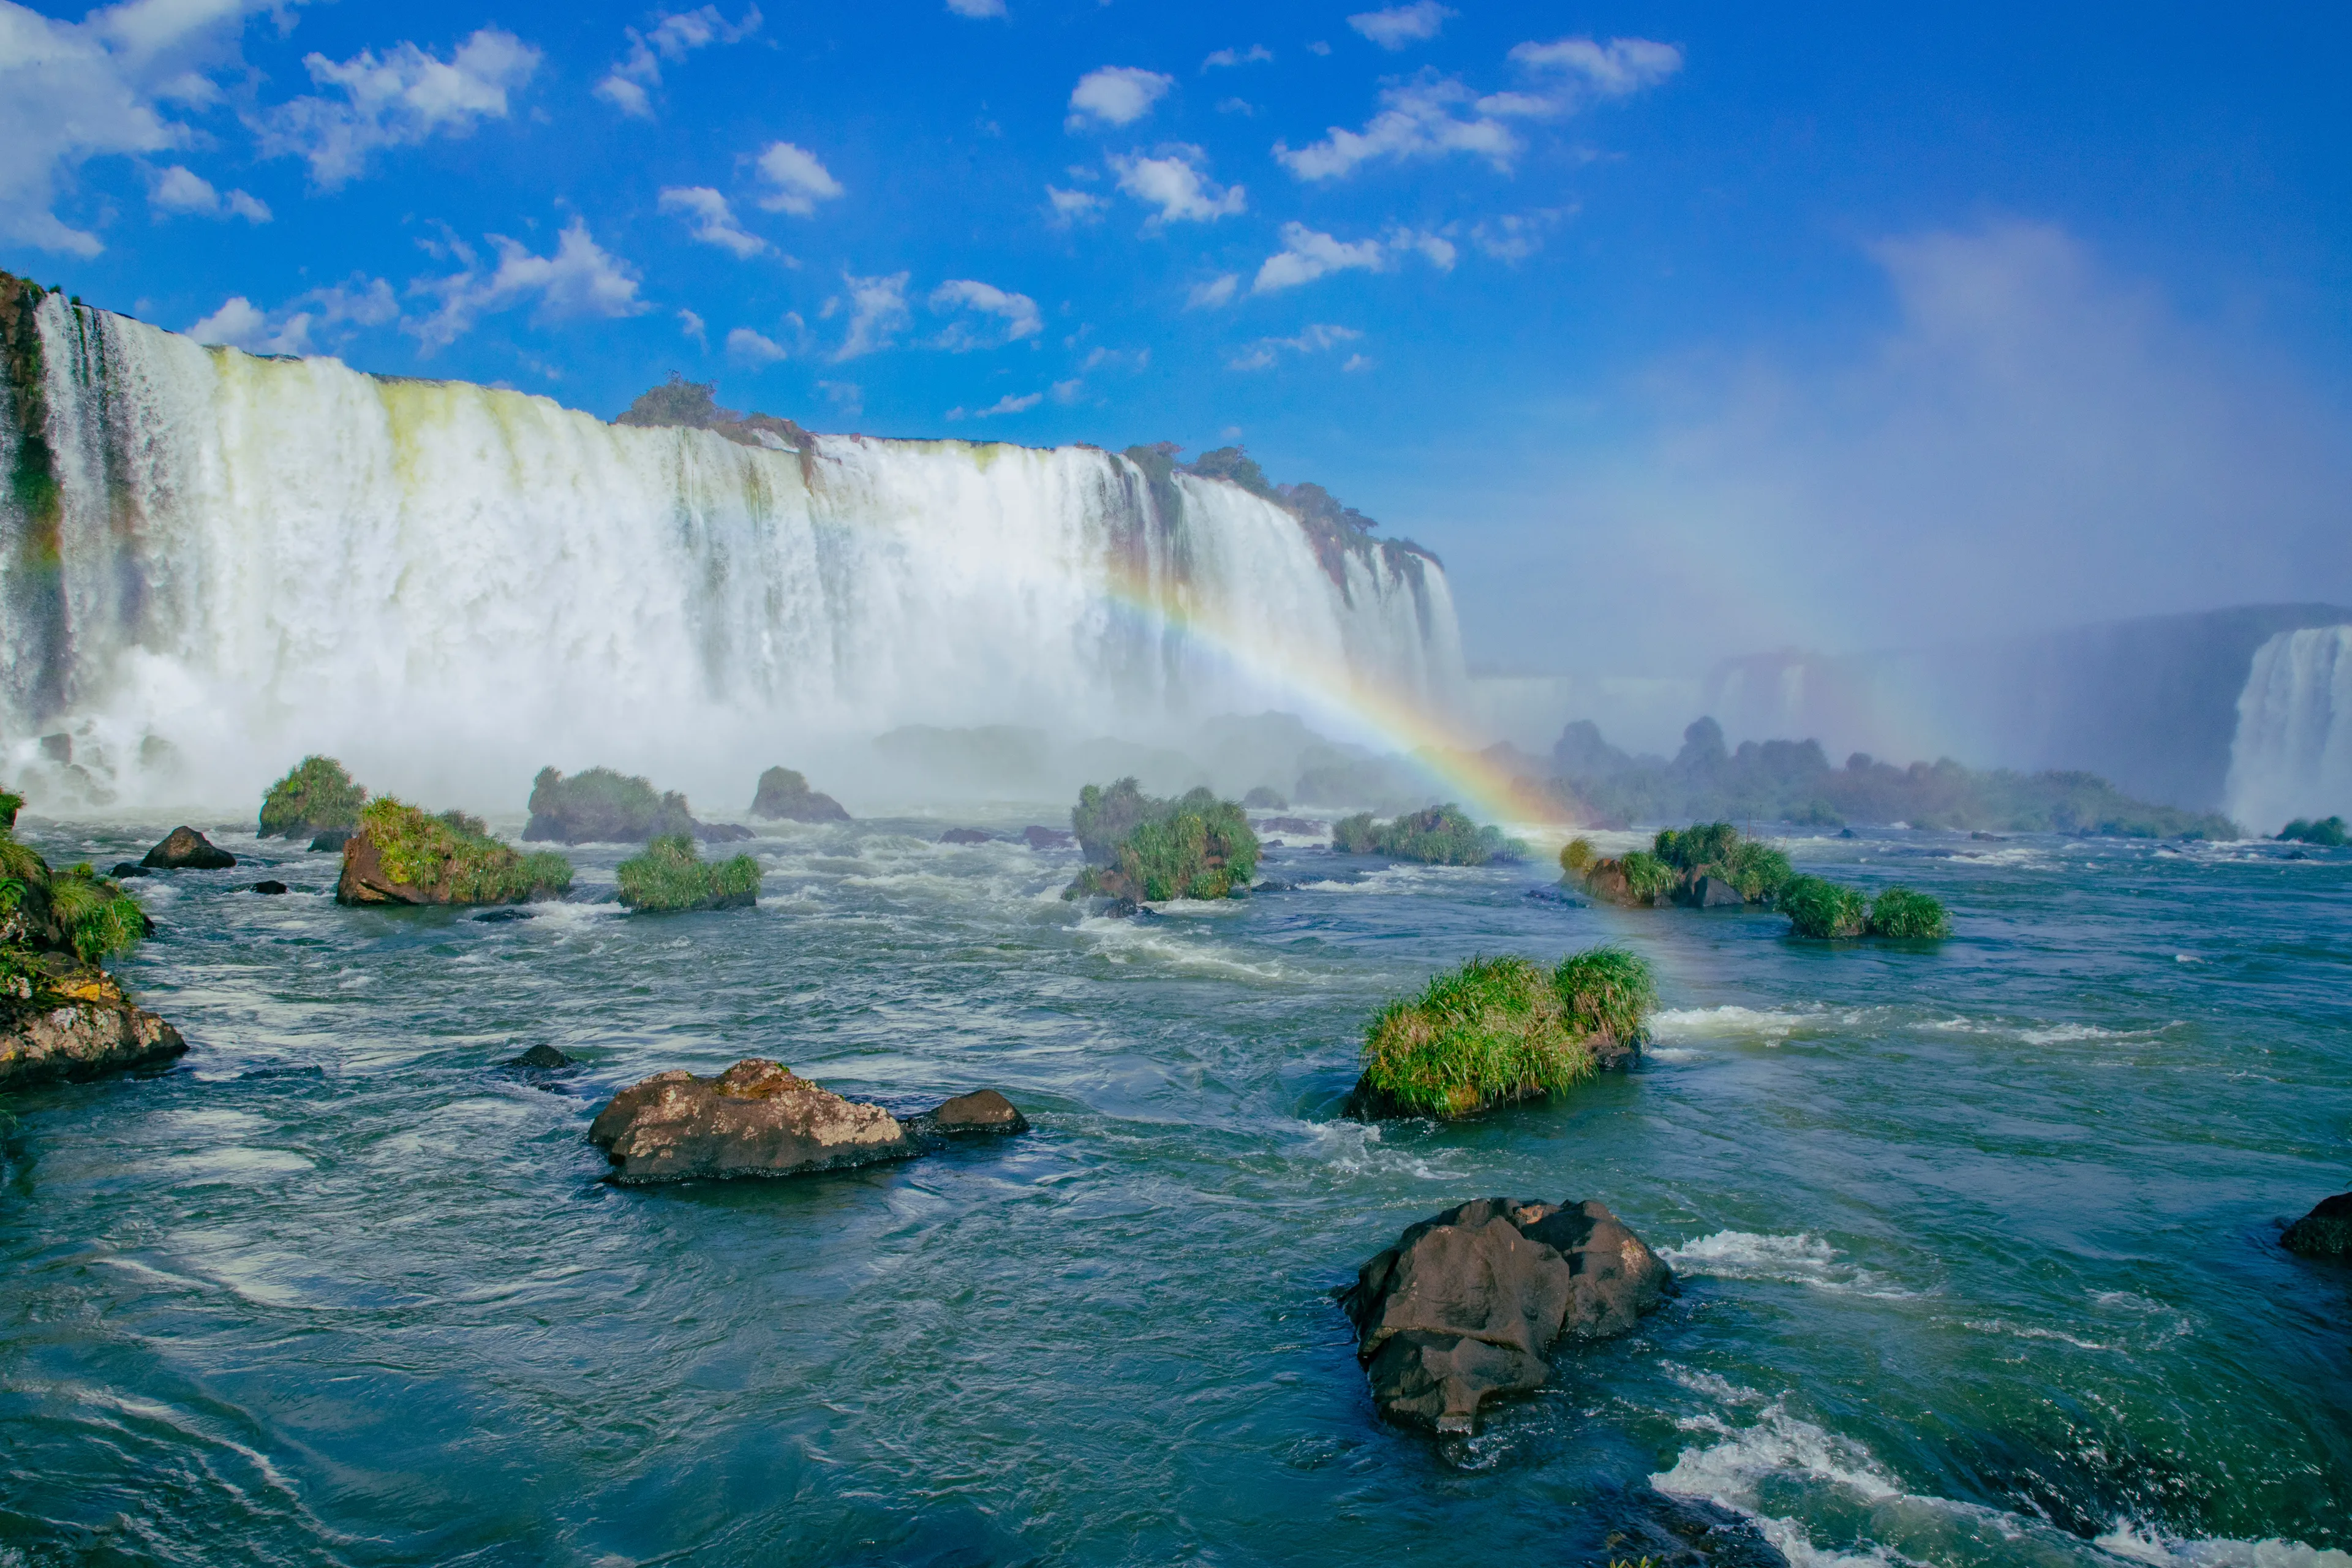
[678,308,708,346]
[1342,353,1372,372]
[1217,98,1255,116]
[1306,40,1332,56]
[1347,2,1454,50]
[946,0,1006,15]
[1081,345,1148,371]
[755,141,845,214]
[1111,145,1245,224]
[1506,36,1684,100]
[262,28,540,190]
[929,279,1043,348]
[1047,186,1106,222]
[1227,323,1361,371]
[1390,226,1457,270]
[1471,208,1569,260]
[818,379,861,415]
[1188,273,1240,309]
[659,186,766,257]
[595,5,761,118]
[1202,45,1272,69]
[1066,66,1174,130]
[187,274,397,356]
[975,391,1042,416]
[1254,224,1384,293]
[406,218,646,350]
[726,326,787,366]
[833,271,910,360]
[149,165,270,222]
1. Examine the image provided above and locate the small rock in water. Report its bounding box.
[1022,825,1074,850]
[472,907,536,922]
[1838,827,1858,839]
[141,826,236,870]
[2282,1193,2352,1258]
[939,827,992,845]
[1337,1197,1676,1434]
[252,880,289,895]
[505,1043,578,1071]
[110,862,149,879]
[309,828,354,853]
[1693,874,1744,908]
[1970,831,2005,842]
[905,1087,1031,1143]
[693,821,757,843]
[1252,878,1297,892]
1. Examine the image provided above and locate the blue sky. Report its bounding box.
[7,0,2350,674]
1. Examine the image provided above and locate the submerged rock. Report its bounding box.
[694,821,758,843]
[1337,1197,1675,1433]
[141,826,235,870]
[940,827,992,845]
[0,962,187,1089]
[308,827,354,853]
[2282,1194,2352,1258]
[587,1060,1028,1185]
[503,1042,578,1072]
[750,766,851,823]
[110,862,148,878]
[1022,825,1074,850]
[1588,1489,1790,1567]
[252,880,289,895]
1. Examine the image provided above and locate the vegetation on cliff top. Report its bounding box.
[526,766,701,844]
[1332,804,1527,866]
[616,834,762,912]
[1065,777,1259,903]
[358,799,572,903]
[1354,947,1657,1120]
[259,755,367,839]
[616,373,815,453]
[1122,440,1439,587]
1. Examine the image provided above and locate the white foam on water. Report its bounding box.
[1959,1317,2122,1352]
[1651,1005,1849,1046]
[1659,1231,1919,1298]
[2016,1022,2173,1046]
[1290,862,1461,895]
[1070,915,1292,981]
[1290,1119,1461,1181]
[2095,1526,2352,1567]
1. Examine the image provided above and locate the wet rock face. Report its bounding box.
[749,766,851,823]
[906,1087,1030,1139]
[939,827,992,845]
[1337,1197,1676,1433]
[2282,1193,2352,1257]
[141,826,235,870]
[0,967,187,1088]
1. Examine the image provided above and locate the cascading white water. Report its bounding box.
[0,290,1464,812]
[2223,626,2352,833]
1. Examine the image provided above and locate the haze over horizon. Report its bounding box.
[6,0,2350,676]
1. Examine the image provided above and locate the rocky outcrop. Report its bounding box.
[1693,875,1745,908]
[141,826,235,869]
[0,963,186,1088]
[1337,1197,1675,1433]
[333,810,571,908]
[252,880,288,895]
[588,1060,1028,1185]
[940,827,992,845]
[2282,1194,2352,1257]
[1022,826,1074,850]
[750,766,851,823]
[308,828,353,853]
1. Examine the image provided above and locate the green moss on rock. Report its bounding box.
[526,766,701,843]
[1065,777,1258,904]
[339,799,572,907]
[1331,804,1526,866]
[258,755,367,839]
[616,834,762,911]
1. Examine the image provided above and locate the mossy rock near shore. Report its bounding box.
[336,800,573,907]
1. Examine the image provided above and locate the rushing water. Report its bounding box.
[2228,628,2352,837]
[1,815,2347,1567]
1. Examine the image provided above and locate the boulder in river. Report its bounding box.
[307,828,354,853]
[141,826,235,870]
[0,960,187,1089]
[2282,1194,2352,1258]
[1022,825,1074,850]
[749,766,851,823]
[336,800,572,907]
[252,880,289,895]
[1337,1197,1676,1433]
[1692,874,1745,908]
[940,827,992,845]
[588,1060,1027,1185]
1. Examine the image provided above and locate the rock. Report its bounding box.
[1023,826,1074,850]
[0,965,187,1089]
[1838,827,1857,839]
[1584,864,1634,905]
[1692,874,1745,908]
[749,766,851,823]
[252,880,289,895]
[589,1059,918,1184]
[1588,1488,1792,1567]
[472,907,536,922]
[908,1087,1030,1138]
[110,862,148,878]
[1256,816,1322,835]
[940,827,992,845]
[1253,878,1297,892]
[505,1042,577,1071]
[2282,1193,2352,1258]
[1337,1197,1676,1433]
[141,826,235,870]
[693,821,757,843]
[308,827,354,853]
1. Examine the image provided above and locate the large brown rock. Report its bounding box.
[0,962,187,1088]
[749,766,851,823]
[1338,1197,1676,1433]
[141,826,235,870]
[2282,1194,2352,1258]
[587,1061,1033,1185]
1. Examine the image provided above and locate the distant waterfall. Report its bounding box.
[2224,627,2352,833]
[0,285,1464,810]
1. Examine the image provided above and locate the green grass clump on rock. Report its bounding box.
[2278,816,2348,847]
[1330,804,1527,866]
[616,834,762,912]
[526,766,699,843]
[1559,836,1596,876]
[0,797,149,997]
[1778,875,1868,938]
[259,756,367,839]
[1355,946,1657,1119]
[1866,885,1950,939]
[361,799,573,903]
[1618,850,1678,903]
[1651,821,1795,903]
[45,865,149,964]
[1065,778,1259,903]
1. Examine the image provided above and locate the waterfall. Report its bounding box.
[2224,627,2352,834]
[0,286,1464,811]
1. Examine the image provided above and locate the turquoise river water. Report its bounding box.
[1,814,2346,1567]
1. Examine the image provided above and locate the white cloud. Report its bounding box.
[1347,2,1453,50]
[678,307,708,346]
[1051,377,1084,402]
[595,5,760,118]
[726,326,786,366]
[945,0,1006,16]
[1187,274,1238,309]
[978,391,1042,415]
[1388,226,1456,270]
[260,27,539,190]
[1342,353,1372,372]
[187,273,396,356]
[658,186,766,257]
[1274,75,1515,181]
[834,270,910,360]
[1506,35,1683,99]
[405,218,645,350]
[818,379,861,415]
[1080,346,1147,372]
[149,165,270,222]
[1202,45,1272,69]
[929,279,1042,349]
[755,141,845,215]
[1111,146,1245,224]
[1253,223,1384,293]
[1227,323,1360,371]
[0,0,294,255]
[1216,98,1254,116]
[1066,66,1173,130]
[1471,208,1567,260]
[1047,185,1105,222]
